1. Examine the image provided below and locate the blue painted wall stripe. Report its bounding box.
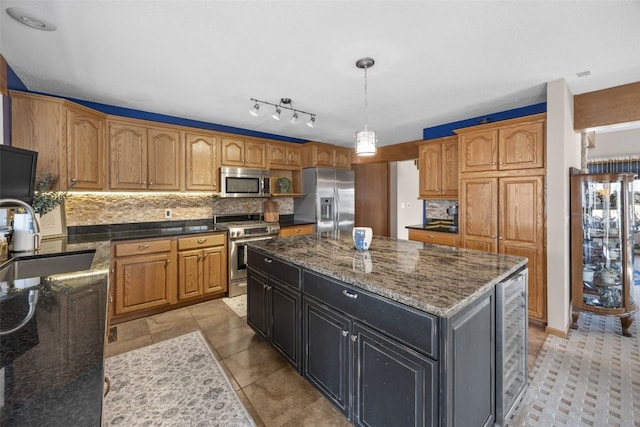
[423,102,547,140]
[5,61,307,144]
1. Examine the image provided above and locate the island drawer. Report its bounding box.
[303,270,438,359]
[177,233,225,250]
[114,239,172,257]
[248,248,301,290]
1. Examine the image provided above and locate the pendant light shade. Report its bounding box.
[354,57,377,156]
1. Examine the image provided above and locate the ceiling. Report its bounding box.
[1,1,639,149]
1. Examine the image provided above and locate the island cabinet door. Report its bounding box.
[247,269,269,338]
[352,322,438,427]
[303,298,351,418]
[440,291,495,427]
[270,280,301,369]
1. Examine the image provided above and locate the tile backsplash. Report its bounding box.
[424,200,457,220]
[64,193,293,227]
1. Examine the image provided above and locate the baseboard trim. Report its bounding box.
[545,321,571,338]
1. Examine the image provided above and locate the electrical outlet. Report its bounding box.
[164,209,172,219]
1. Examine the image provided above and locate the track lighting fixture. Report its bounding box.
[354,57,377,156]
[249,98,316,128]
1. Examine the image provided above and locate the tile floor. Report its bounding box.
[106,298,548,427]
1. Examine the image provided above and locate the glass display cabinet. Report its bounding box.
[570,169,638,336]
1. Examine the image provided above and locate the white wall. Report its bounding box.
[395,160,423,240]
[589,127,640,158]
[546,79,582,335]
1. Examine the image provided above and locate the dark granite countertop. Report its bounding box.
[1,250,107,425]
[0,219,229,425]
[248,232,526,318]
[405,218,458,234]
[278,214,315,228]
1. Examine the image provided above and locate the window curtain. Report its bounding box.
[587,156,640,175]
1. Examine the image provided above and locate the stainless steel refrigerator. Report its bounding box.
[294,167,354,233]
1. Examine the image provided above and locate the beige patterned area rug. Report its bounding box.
[103,331,254,426]
[223,294,247,317]
[507,310,640,427]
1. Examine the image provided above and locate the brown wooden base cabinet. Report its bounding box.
[279,224,314,238]
[460,175,546,322]
[110,232,227,324]
[407,229,458,247]
[177,234,227,300]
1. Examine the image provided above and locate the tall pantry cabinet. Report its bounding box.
[456,114,547,322]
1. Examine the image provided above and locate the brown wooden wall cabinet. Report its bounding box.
[418,136,458,199]
[301,142,352,169]
[458,116,544,173]
[110,232,227,324]
[11,92,68,190]
[407,229,458,247]
[184,132,218,191]
[220,136,267,168]
[11,91,354,197]
[108,120,181,190]
[279,223,314,237]
[268,142,301,169]
[456,114,547,323]
[66,106,106,190]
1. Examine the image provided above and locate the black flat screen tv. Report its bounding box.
[0,145,38,205]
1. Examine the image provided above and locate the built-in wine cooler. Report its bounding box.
[495,269,528,426]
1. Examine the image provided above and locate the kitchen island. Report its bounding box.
[247,232,528,427]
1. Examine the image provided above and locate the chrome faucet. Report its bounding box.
[0,199,41,251]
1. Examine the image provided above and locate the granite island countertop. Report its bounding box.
[248,232,527,318]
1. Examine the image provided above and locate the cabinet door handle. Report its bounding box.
[197,238,207,244]
[342,290,358,299]
[264,258,273,263]
[342,330,348,337]
[351,335,358,342]
[498,236,503,240]
[138,244,150,249]
[166,259,171,264]
[490,235,496,239]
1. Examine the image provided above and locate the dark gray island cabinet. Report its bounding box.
[247,234,528,427]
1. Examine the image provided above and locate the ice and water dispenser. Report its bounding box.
[320,198,333,221]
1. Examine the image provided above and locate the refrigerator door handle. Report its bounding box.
[334,186,339,233]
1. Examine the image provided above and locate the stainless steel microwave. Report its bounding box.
[219,167,270,198]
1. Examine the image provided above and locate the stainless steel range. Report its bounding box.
[215,214,280,297]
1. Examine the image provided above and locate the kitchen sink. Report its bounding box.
[0,250,96,282]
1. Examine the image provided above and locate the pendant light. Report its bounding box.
[354,57,377,156]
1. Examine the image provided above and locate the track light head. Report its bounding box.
[249,102,260,116]
[290,112,299,124]
[306,115,316,128]
[272,107,282,120]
